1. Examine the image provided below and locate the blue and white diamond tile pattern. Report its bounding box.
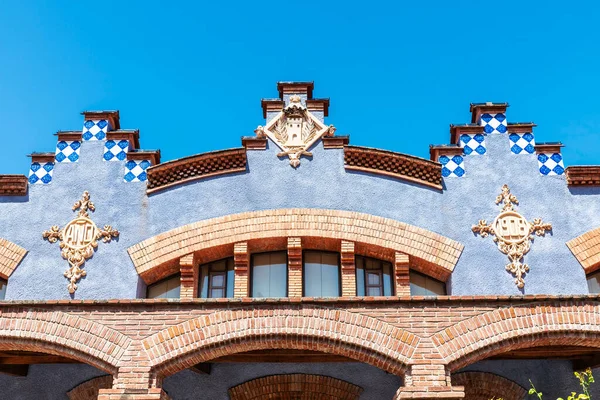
[104,140,129,161]
[55,140,81,163]
[509,132,535,155]
[439,155,465,178]
[459,133,486,155]
[479,113,507,134]
[82,119,111,141]
[124,159,151,182]
[28,162,54,185]
[538,153,565,176]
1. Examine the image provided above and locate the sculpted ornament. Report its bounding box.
[472,184,552,288]
[43,191,119,293]
[258,95,335,167]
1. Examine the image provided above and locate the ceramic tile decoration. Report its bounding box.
[538,153,565,176]
[479,113,507,134]
[55,141,81,163]
[459,133,486,155]
[82,120,110,141]
[28,162,54,185]
[124,159,151,182]
[509,132,535,154]
[439,154,465,178]
[104,140,129,161]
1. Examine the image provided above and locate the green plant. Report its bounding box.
[528,368,595,400]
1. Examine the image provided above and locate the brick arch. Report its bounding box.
[0,309,131,374]
[567,227,600,273]
[142,305,419,378]
[431,303,600,370]
[228,374,363,400]
[0,237,27,279]
[452,372,526,400]
[67,376,113,400]
[128,208,463,282]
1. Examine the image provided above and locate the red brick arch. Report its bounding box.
[452,372,526,400]
[432,302,600,370]
[0,309,131,374]
[228,374,363,400]
[142,305,419,378]
[67,375,113,400]
[128,208,463,283]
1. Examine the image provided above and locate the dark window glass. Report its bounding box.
[409,270,446,296]
[251,252,287,298]
[304,251,340,297]
[0,279,6,300]
[147,274,180,299]
[199,258,234,298]
[587,270,600,293]
[355,256,393,296]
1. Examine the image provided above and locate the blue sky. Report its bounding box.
[1,1,599,174]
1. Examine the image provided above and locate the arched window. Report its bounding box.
[251,251,287,298]
[147,274,180,299]
[303,251,340,297]
[199,258,234,298]
[355,256,394,296]
[409,270,446,296]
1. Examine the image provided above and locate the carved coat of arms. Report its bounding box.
[472,184,552,288]
[255,95,336,167]
[43,191,119,293]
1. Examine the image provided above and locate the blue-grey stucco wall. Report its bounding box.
[1,120,598,298]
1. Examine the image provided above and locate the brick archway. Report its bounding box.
[0,309,131,374]
[452,372,526,400]
[128,208,463,283]
[228,374,363,400]
[431,303,600,370]
[142,305,418,379]
[67,376,113,400]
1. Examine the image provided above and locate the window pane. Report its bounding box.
[252,252,286,298]
[211,288,224,298]
[367,287,381,296]
[226,260,235,298]
[199,265,209,298]
[382,262,393,296]
[410,271,445,296]
[304,251,339,297]
[588,271,600,293]
[147,275,180,299]
[211,274,224,287]
[367,272,380,285]
[355,256,365,296]
[0,279,6,300]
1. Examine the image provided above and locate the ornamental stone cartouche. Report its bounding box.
[472,184,552,288]
[42,191,119,293]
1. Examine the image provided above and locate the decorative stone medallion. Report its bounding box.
[255,95,336,167]
[472,184,552,288]
[43,191,119,293]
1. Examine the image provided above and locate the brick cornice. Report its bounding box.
[344,146,443,189]
[0,237,27,280]
[229,374,363,400]
[146,148,247,194]
[566,166,600,186]
[127,208,463,283]
[452,372,526,400]
[566,227,600,273]
[0,175,28,196]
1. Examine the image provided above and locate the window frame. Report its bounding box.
[302,250,342,297]
[409,269,446,296]
[199,257,234,299]
[250,251,288,298]
[355,255,394,297]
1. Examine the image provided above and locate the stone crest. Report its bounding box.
[472,184,552,288]
[43,191,119,293]
[255,95,336,167]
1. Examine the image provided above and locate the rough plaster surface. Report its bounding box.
[0,131,596,299]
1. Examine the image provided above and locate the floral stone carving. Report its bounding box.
[472,184,552,288]
[43,191,119,293]
[254,95,336,167]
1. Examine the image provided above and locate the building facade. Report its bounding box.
[0,82,599,399]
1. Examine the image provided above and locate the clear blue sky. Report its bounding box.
[1,1,599,174]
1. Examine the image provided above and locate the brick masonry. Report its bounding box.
[567,226,600,273]
[452,372,526,400]
[67,375,113,400]
[228,374,363,400]
[0,296,598,398]
[0,237,27,280]
[127,209,464,284]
